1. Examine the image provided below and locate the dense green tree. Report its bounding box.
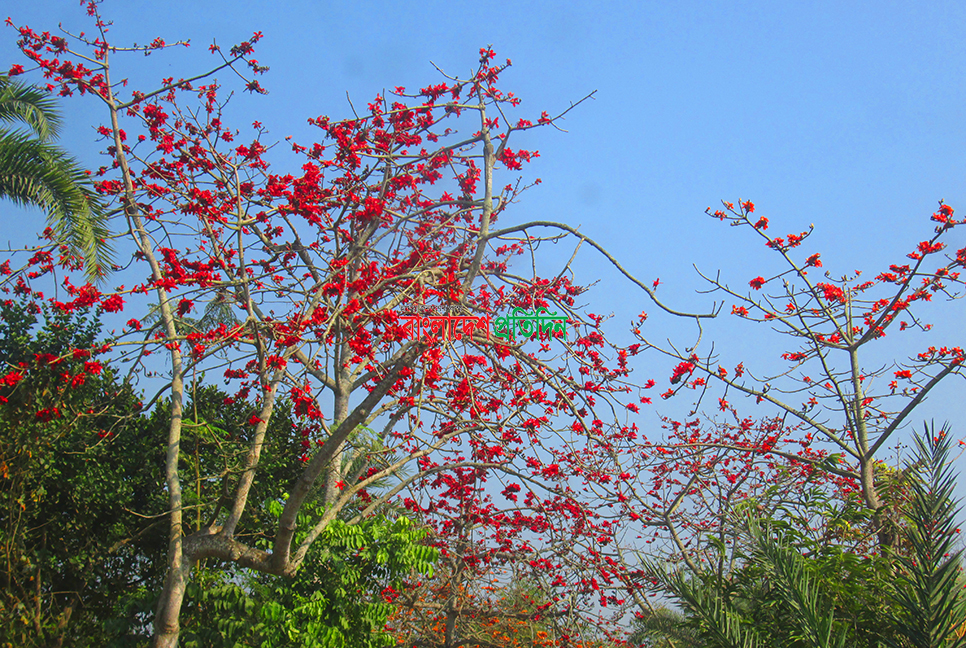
[0,74,111,280]
[0,302,439,646]
[176,516,436,648]
[0,300,161,647]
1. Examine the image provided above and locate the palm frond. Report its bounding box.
[0,130,113,281]
[0,74,61,140]
[746,518,847,648]
[642,558,758,648]
[630,606,701,647]
[886,423,966,648]
[0,75,114,281]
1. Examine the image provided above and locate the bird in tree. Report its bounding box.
[0,73,112,280]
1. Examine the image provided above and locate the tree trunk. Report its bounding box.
[153,557,192,648]
[51,594,77,648]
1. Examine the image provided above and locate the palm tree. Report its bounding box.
[0,74,112,281]
[639,424,966,648]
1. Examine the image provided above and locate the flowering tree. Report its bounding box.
[665,199,961,531]
[557,198,965,618]
[0,3,708,645]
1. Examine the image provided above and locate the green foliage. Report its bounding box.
[886,424,966,648]
[135,384,438,647]
[641,489,900,648]
[147,381,304,539]
[744,519,848,648]
[0,302,437,645]
[629,607,700,648]
[0,301,163,647]
[643,527,882,648]
[641,565,757,648]
[178,516,437,648]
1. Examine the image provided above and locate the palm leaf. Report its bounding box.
[886,423,966,648]
[0,75,114,281]
[0,74,61,140]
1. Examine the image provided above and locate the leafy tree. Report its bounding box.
[0,73,111,280]
[0,300,161,647]
[178,516,436,648]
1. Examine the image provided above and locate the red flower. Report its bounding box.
[741,200,755,213]
[541,463,561,478]
[101,294,124,312]
[1,371,24,387]
[35,407,61,422]
[917,240,945,255]
[816,282,846,303]
[670,361,695,384]
[749,276,766,290]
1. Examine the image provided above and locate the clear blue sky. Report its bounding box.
[3,1,965,451]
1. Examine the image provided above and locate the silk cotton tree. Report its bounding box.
[564,198,965,619]
[1,4,708,646]
[647,199,964,545]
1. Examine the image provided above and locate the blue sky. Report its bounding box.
[3,0,965,452]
